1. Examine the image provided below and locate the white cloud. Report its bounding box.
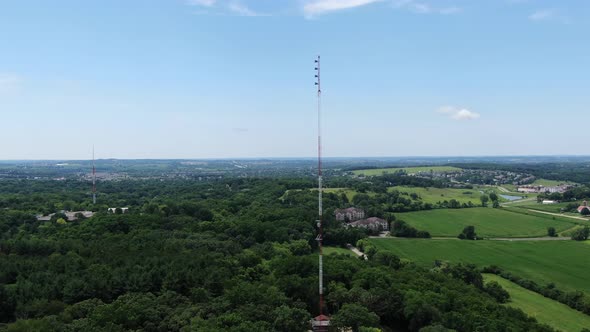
[186,0,459,18]
[0,74,22,95]
[529,9,570,23]
[186,0,217,6]
[529,9,553,21]
[437,106,480,121]
[227,2,265,16]
[393,0,461,15]
[187,0,267,16]
[303,0,382,17]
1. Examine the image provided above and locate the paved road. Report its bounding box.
[368,232,390,239]
[375,236,569,241]
[501,197,536,206]
[525,209,589,221]
[371,236,458,240]
[487,236,571,241]
[348,247,367,260]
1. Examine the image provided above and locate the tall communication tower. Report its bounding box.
[312,55,330,331]
[92,146,96,205]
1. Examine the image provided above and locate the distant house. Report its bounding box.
[334,207,365,222]
[36,214,52,221]
[577,201,590,214]
[347,217,389,231]
[517,184,573,194]
[108,207,129,214]
[65,211,94,220]
[542,200,557,205]
[517,187,538,194]
[36,210,94,222]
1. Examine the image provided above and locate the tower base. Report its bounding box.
[311,315,330,332]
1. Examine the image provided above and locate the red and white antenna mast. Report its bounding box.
[92,146,96,205]
[312,55,330,331]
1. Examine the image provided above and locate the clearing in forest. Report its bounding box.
[396,208,576,238]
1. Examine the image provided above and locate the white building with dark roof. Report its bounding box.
[334,207,365,221]
[347,217,389,231]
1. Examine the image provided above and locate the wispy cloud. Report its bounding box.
[186,0,460,18]
[529,9,570,23]
[437,106,480,121]
[303,0,382,17]
[187,0,267,16]
[0,74,22,95]
[393,0,461,15]
[529,9,553,21]
[186,0,216,6]
[227,2,266,16]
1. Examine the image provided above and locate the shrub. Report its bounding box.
[484,281,510,303]
[571,226,589,241]
[458,226,477,240]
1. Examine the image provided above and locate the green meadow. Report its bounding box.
[483,274,590,332]
[322,187,367,201]
[531,179,576,187]
[396,208,577,238]
[390,186,484,205]
[323,246,356,257]
[510,201,589,215]
[369,238,590,294]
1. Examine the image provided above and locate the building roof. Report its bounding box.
[349,217,386,226]
[311,315,331,327]
[335,207,364,213]
[36,211,94,221]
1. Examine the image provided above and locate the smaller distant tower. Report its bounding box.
[92,146,96,204]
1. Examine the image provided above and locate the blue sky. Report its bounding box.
[0,0,588,159]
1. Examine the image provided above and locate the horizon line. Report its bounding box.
[2,154,590,162]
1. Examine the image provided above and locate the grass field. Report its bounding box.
[531,179,575,187]
[370,239,590,294]
[390,186,485,205]
[323,246,356,257]
[322,188,365,201]
[509,202,589,217]
[352,166,461,176]
[483,274,590,332]
[396,208,577,238]
[512,202,572,213]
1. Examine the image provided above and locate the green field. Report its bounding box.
[322,188,365,201]
[512,202,573,213]
[532,179,575,187]
[323,246,356,257]
[509,202,589,216]
[370,239,590,294]
[396,208,577,238]
[352,166,461,176]
[483,274,590,332]
[390,186,485,205]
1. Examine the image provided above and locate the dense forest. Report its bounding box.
[0,176,561,331]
